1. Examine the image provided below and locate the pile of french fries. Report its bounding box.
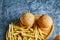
[7,23,47,40]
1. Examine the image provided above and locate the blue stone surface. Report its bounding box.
[0,0,60,40]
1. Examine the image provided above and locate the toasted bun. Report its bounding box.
[38,15,53,28]
[20,12,34,28]
[54,34,60,40]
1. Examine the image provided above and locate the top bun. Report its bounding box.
[38,15,53,28]
[20,12,34,28]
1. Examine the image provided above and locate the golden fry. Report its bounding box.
[7,23,45,40]
[18,35,22,40]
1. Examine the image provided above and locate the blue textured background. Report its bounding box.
[0,0,60,40]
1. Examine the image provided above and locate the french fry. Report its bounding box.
[18,35,22,40]
[13,32,19,35]
[8,23,45,40]
[29,28,33,32]
[33,24,39,40]
[42,31,47,35]
[38,28,44,40]
[23,37,28,40]
[28,37,32,40]
[22,33,34,37]
[38,28,43,37]
[9,24,12,40]
[14,35,17,40]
